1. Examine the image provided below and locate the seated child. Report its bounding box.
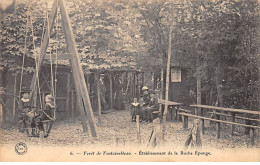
[130,98,141,122]
[36,94,56,137]
[17,88,32,134]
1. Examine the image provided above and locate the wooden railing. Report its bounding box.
[179,104,260,147]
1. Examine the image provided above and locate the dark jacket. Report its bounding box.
[18,98,31,113]
[40,102,56,120]
[142,94,150,107]
[148,97,159,110]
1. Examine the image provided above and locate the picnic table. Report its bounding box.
[158,99,183,121]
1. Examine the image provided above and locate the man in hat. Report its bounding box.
[17,87,32,134]
[139,86,150,121]
[142,91,159,122]
[141,86,150,106]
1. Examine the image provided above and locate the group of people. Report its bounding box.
[17,87,56,137]
[130,86,159,123]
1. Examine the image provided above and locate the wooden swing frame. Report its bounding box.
[29,0,97,137]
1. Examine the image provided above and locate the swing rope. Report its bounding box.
[53,0,59,120]
[45,0,54,97]
[19,0,29,98]
[54,0,58,99]
[19,0,58,121]
[28,0,43,109]
[45,0,58,120]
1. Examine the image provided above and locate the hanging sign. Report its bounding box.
[171,68,181,82]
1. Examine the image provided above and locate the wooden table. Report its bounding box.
[158,99,183,121]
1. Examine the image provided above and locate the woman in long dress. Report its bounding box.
[113,76,125,110]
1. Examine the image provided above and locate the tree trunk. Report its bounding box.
[153,72,156,90]
[209,85,214,105]
[137,73,141,99]
[215,65,224,107]
[12,71,17,121]
[184,119,202,150]
[196,55,201,115]
[162,25,172,142]
[159,68,164,112]
[0,69,4,125]
[109,72,113,109]
[96,71,101,126]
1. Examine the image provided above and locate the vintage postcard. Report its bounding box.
[0,0,259,162]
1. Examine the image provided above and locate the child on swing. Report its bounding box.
[17,87,32,134]
[37,94,56,137]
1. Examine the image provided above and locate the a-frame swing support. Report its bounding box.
[29,0,97,137]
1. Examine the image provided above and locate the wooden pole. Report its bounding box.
[109,72,113,109]
[216,114,220,138]
[133,72,136,97]
[12,71,17,121]
[159,68,164,112]
[196,55,201,115]
[0,101,2,125]
[231,112,235,136]
[96,71,102,126]
[136,115,141,144]
[153,72,156,90]
[59,0,97,137]
[0,70,4,125]
[137,73,141,99]
[71,91,74,117]
[68,61,88,131]
[125,72,130,102]
[183,115,188,129]
[148,118,162,148]
[184,119,202,150]
[201,108,205,134]
[86,74,90,95]
[249,128,255,147]
[76,91,88,132]
[66,73,70,116]
[130,72,133,99]
[162,25,172,142]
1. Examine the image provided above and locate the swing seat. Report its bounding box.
[41,119,55,138]
[41,119,52,123]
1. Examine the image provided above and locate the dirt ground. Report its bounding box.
[0,109,259,149]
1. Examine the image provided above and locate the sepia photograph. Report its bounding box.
[0,0,259,162]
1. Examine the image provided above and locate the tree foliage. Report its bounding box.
[1,0,259,110]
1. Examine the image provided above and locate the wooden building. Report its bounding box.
[0,53,143,122]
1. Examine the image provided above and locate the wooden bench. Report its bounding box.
[179,112,260,147]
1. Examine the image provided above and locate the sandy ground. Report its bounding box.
[1,108,259,150]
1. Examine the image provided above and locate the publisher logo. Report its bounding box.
[15,142,27,155]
